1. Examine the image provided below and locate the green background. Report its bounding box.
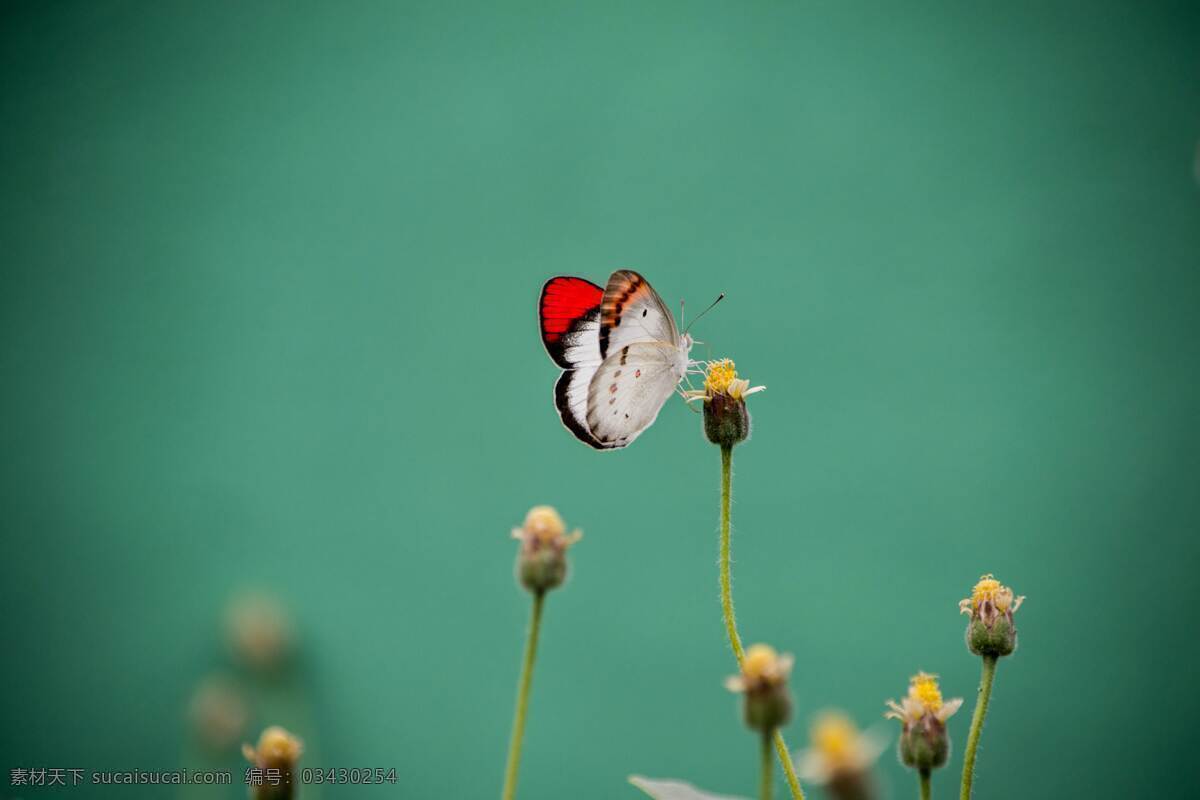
[3,2,1198,798]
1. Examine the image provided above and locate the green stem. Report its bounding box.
[719,445,805,800]
[919,768,931,800]
[773,733,802,800]
[959,655,998,800]
[760,734,773,800]
[502,591,545,800]
[719,445,743,661]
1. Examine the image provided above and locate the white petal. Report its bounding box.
[938,697,964,721]
[795,750,832,784]
[629,777,749,800]
[777,653,795,678]
[857,726,891,765]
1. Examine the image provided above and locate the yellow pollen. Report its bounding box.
[523,505,566,544]
[812,713,857,765]
[705,359,737,394]
[910,673,943,713]
[742,643,778,682]
[971,574,1003,609]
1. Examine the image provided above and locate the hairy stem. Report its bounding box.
[760,734,773,800]
[919,768,931,800]
[502,592,545,800]
[959,655,997,800]
[719,445,743,660]
[719,445,805,800]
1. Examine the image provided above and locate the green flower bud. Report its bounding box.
[512,506,581,595]
[685,359,764,449]
[726,644,794,736]
[898,716,950,770]
[885,673,963,774]
[704,392,750,447]
[959,574,1025,658]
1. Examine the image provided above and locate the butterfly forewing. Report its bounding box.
[598,270,679,358]
[540,277,604,369]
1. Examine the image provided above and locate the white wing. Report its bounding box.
[550,309,609,448]
[598,270,680,358]
[585,341,683,448]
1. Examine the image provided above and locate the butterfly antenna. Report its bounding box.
[683,293,725,335]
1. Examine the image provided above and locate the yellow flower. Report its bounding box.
[687,359,764,448]
[242,725,303,770]
[725,643,793,693]
[685,359,765,403]
[725,643,794,735]
[959,573,1024,619]
[189,676,248,752]
[512,505,581,594]
[886,673,961,772]
[960,573,1025,657]
[226,593,292,672]
[512,505,582,549]
[796,710,887,787]
[885,672,963,727]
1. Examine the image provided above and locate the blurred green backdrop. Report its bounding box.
[2,2,1199,798]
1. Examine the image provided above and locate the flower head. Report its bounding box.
[189,676,248,752]
[885,673,961,771]
[725,643,794,735]
[686,359,765,403]
[959,573,1025,657]
[685,359,763,448]
[512,505,581,594]
[243,726,303,798]
[796,710,887,798]
[885,672,962,726]
[226,593,292,673]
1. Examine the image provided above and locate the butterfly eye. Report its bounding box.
[642,309,647,317]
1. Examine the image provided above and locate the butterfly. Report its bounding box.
[538,270,695,450]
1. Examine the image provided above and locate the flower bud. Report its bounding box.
[897,716,948,771]
[226,593,292,673]
[796,711,885,800]
[242,726,302,800]
[189,676,247,752]
[959,574,1025,658]
[685,359,764,449]
[725,643,794,736]
[512,505,581,595]
[704,392,750,447]
[885,673,962,772]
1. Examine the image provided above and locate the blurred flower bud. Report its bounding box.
[959,574,1025,658]
[885,672,962,772]
[796,710,886,800]
[512,505,581,595]
[188,676,248,752]
[227,593,292,673]
[725,643,794,736]
[242,726,302,800]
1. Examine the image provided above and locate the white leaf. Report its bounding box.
[628,775,750,800]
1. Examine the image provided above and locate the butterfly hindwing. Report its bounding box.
[585,341,683,449]
[554,365,611,449]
